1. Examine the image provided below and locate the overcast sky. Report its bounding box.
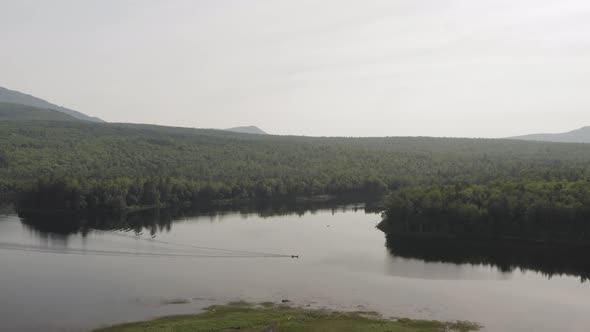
[1,0,590,137]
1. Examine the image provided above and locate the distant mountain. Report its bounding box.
[225,125,267,135]
[0,86,103,122]
[0,102,79,122]
[511,127,590,143]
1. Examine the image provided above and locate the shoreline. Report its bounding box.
[93,302,481,332]
[15,194,381,217]
[14,195,382,218]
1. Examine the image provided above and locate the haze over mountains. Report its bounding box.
[511,127,590,144]
[3,85,590,143]
[225,126,267,135]
[0,86,272,134]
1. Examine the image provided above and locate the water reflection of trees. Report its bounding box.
[20,208,175,237]
[20,199,375,236]
[385,235,590,283]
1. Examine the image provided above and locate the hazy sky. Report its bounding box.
[1,0,590,137]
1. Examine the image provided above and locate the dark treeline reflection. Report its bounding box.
[19,199,375,237]
[20,208,174,237]
[385,235,590,283]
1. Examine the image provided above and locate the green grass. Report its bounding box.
[94,303,481,332]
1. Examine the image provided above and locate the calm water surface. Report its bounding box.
[1,204,589,332]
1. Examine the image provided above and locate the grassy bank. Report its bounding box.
[94,303,480,332]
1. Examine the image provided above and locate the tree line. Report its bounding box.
[16,176,389,214]
[6,120,590,216]
[378,180,590,244]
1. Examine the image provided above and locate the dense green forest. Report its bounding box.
[4,112,590,218]
[378,180,590,244]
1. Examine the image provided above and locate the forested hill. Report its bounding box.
[5,117,590,212]
[0,86,103,122]
[0,102,80,122]
[511,126,590,143]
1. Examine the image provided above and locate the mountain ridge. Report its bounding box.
[0,86,103,122]
[225,125,267,135]
[0,102,80,122]
[511,126,590,143]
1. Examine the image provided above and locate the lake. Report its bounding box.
[1,203,589,332]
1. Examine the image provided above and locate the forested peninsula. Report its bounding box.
[378,180,590,245]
